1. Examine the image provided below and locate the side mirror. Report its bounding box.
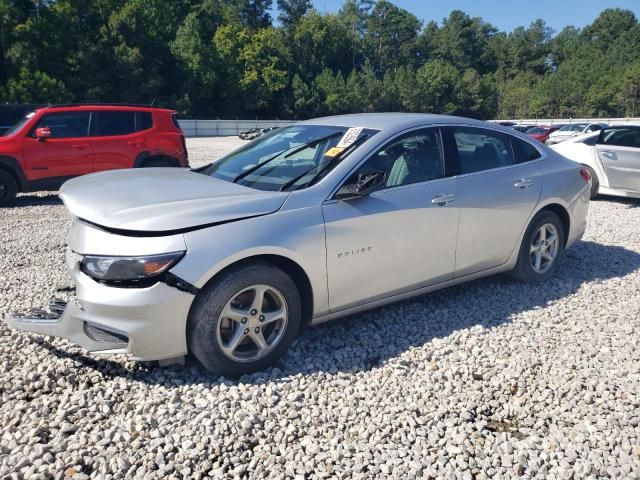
[336,170,386,199]
[35,127,52,140]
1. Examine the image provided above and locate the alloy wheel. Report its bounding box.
[530,223,559,274]
[216,284,288,362]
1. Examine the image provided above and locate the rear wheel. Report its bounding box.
[0,170,18,207]
[187,262,302,376]
[141,156,178,168]
[582,165,599,199]
[511,210,565,284]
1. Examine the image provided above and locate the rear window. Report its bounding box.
[93,110,154,136]
[94,111,135,136]
[512,137,542,163]
[450,127,514,174]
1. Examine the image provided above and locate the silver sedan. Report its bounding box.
[8,114,591,376]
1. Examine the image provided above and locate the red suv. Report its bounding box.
[0,104,189,206]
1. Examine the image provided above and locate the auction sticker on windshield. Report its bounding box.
[337,127,364,148]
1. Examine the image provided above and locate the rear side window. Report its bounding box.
[34,112,90,138]
[94,111,135,136]
[136,112,153,131]
[598,128,640,148]
[512,137,541,163]
[450,127,514,174]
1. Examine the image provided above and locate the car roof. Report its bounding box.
[296,113,495,132]
[43,103,175,113]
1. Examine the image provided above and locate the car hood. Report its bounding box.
[59,168,289,233]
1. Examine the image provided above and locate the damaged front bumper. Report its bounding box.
[6,272,196,361]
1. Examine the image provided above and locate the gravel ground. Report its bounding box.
[1,137,640,479]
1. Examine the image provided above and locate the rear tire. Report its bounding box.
[141,156,178,168]
[187,262,302,377]
[0,170,18,207]
[510,210,565,284]
[583,165,599,199]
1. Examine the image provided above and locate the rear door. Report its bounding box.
[91,110,152,171]
[596,127,640,194]
[444,126,542,277]
[22,111,93,182]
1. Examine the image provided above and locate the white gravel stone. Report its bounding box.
[1,137,639,478]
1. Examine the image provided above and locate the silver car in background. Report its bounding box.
[8,114,591,376]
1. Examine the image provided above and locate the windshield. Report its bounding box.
[559,123,587,132]
[201,125,378,191]
[3,111,36,136]
[526,127,548,134]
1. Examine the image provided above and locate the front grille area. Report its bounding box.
[83,322,129,346]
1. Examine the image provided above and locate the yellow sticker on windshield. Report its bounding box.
[324,147,345,158]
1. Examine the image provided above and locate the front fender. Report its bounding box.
[172,205,329,317]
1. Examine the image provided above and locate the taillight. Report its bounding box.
[580,168,591,184]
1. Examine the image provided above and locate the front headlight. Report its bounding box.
[80,251,185,286]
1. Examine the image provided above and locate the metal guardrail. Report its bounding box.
[490,118,640,126]
[178,119,294,137]
[178,117,640,137]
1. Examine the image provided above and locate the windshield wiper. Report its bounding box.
[280,134,370,192]
[231,132,342,184]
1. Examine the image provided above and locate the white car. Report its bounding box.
[551,125,640,199]
[546,123,605,145]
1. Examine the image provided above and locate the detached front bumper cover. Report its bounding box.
[7,298,130,352]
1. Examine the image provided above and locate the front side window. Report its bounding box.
[599,128,640,148]
[94,111,136,136]
[352,128,444,189]
[559,123,587,132]
[526,127,548,135]
[33,112,90,138]
[200,125,378,191]
[451,127,514,174]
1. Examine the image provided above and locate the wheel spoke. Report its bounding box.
[534,251,542,271]
[530,243,540,254]
[221,304,248,323]
[222,326,245,355]
[542,252,554,263]
[250,286,267,314]
[539,227,547,242]
[249,329,269,353]
[262,307,285,325]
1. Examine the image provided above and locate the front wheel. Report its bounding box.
[510,210,565,284]
[0,170,18,207]
[187,262,302,376]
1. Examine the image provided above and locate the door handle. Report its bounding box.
[514,178,534,189]
[72,143,90,149]
[431,194,457,206]
[600,150,617,158]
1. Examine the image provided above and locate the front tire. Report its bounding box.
[141,156,178,168]
[0,170,18,207]
[511,210,565,284]
[187,262,302,376]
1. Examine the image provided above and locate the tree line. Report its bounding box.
[0,0,639,120]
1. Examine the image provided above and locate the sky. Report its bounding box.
[310,0,640,33]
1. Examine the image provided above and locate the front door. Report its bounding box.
[596,127,640,194]
[323,127,459,312]
[22,111,93,184]
[445,126,542,277]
